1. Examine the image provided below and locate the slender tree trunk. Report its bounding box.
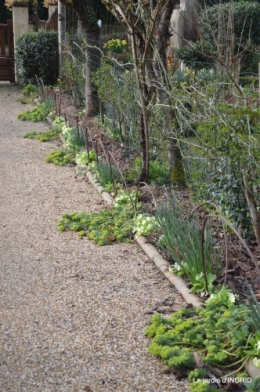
[243,173,260,245]
[34,0,39,32]
[137,105,149,183]
[131,30,150,183]
[84,29,101,117]
[67,0,101,117]
[152,0,186,185]
[58,1,66,78]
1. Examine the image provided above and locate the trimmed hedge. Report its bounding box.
[16,31,59,85]
[239,76,259,88]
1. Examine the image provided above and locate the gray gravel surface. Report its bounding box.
[0,83,190,392]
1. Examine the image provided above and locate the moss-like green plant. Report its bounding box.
[146,287,260,390]
[58,204,135,245]
[57,191,141,245]
[23,128,61,142]
[18,99,54,122]
[44,150,76,166]
[189,383,219,392]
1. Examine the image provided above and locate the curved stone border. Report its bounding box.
[135,236,202,307]
[85,171,113,205]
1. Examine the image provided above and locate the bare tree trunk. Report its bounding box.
[68,0,101,117]
[137,105,149,183]
[152,0,186,186]
[243,173,260,245]
[34,0,39,32]
[131,24,150,183]
[84,29,101,117]
[58,1,66,78]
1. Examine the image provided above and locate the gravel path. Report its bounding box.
[0,83,189,392]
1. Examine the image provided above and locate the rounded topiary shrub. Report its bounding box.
[16,30,59,85]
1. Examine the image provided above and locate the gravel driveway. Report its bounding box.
[0,83,189,392]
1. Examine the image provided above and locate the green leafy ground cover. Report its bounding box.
[44,150,76,166]
[146,287,260,391]
[24,128,61,142]
[18,99,53,122]
[57,190,153,245]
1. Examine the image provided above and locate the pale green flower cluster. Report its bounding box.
[255,341,260,353]
[208,289,237,303]
[253,356,260,368]
[52,116,82,151]
[75,151,88,165]
[53,116,66,128]
[114,190,139,208]
[133,214,157,237]
[52,117,73,146]
[75,151,96,167]
[169,263,183,273]
[61,124,73,150]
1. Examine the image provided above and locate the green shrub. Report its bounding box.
[16,31,59,85]
[23,84,38,96]
[239,76,259,88]
[18,84,39,104]
[126,157,169,185]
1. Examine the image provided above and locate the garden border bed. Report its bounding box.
[75,164,260,383]
[46,115,260,384]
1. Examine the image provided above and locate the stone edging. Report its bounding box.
[84,168,202,308]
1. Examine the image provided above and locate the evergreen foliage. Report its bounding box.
[16,31,59,85]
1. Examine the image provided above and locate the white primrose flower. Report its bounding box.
[174,263,182,271]
[133,214,156,237]
[253,357,260,369]
[255,341,260,353]
[207,293,217,302]
[228,292,236,303]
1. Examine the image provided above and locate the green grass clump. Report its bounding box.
[57,204,135,245]
[18,99,53,122]
[44,150,76,166]
[156,195,221,294]
[24,128,61,142]
[97,160,121,187]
